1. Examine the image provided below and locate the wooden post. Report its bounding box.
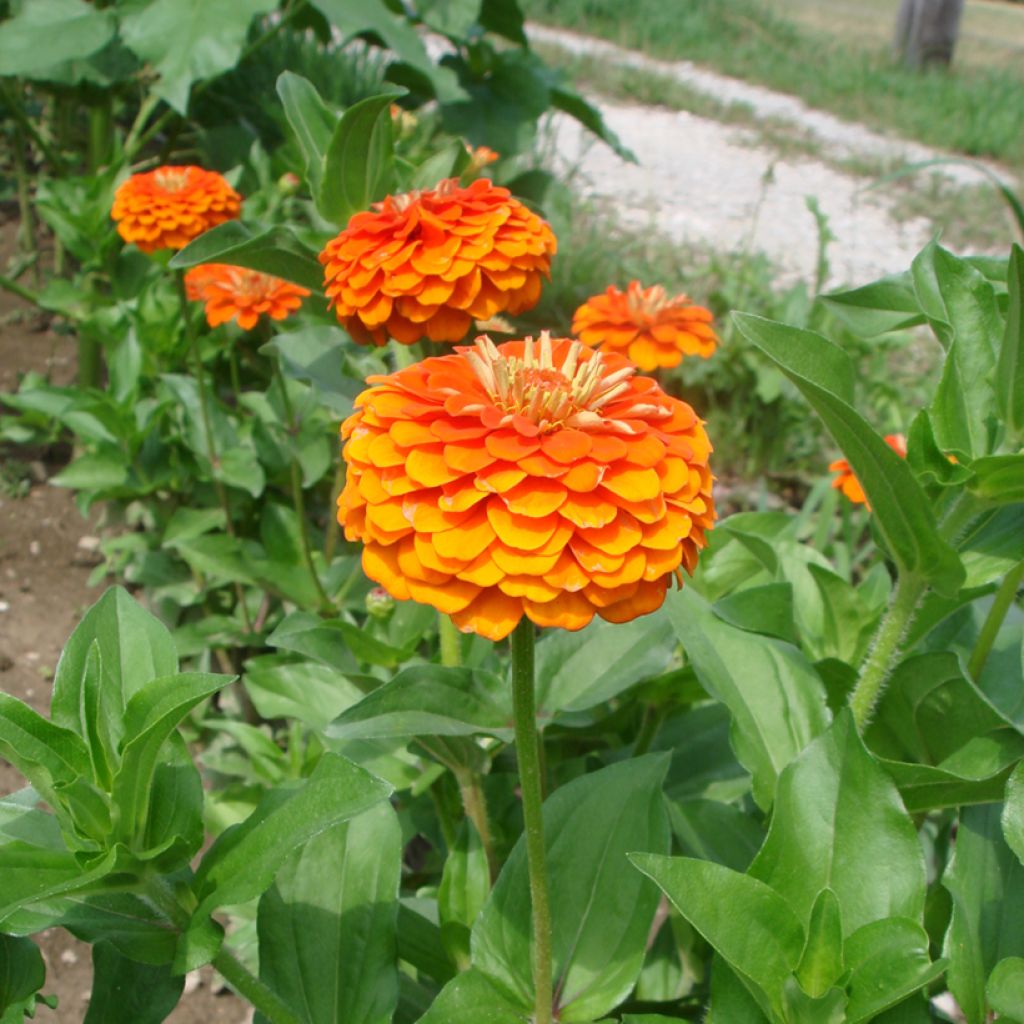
[893,0,965,68]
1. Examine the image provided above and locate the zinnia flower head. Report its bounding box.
[111,166,241,253]
[338,332,714,640]
[184,263,310,330]
[571,281,718,372]
[319,178,556,347]
[830,432,907,507]
[465,144,500,173]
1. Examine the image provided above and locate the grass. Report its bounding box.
[523,0,1024,170]
[536,41,1021,252]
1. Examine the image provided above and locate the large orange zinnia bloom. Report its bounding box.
[184,264,310,330]
[338,333,714,640]
[830,432,907,507]
[111,166,241,253]
[572,281,718,372]
[320,178,556,347]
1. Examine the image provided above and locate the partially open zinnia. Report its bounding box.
[184,263,310,330]
[320,178,556,347]
[111,166,241,254]
[571,281,718,372]
[830,432,907,507]
[338,332,714,640]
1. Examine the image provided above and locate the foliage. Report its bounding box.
[3,1,1024,1022]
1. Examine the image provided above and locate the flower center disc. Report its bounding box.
[154,168,191,192]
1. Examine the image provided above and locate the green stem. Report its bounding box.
[175,272,253,634]
[324,460,345,562]
[439,612,463,667]
[510,619,553,1024]
[273,359,335,615]
[849,574,927,730]
[968,558,1024,681]
[0,273,39,305]
[213,948,303,1024]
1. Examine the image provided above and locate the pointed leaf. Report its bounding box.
[416,968,528,1024]
[796,889,844,998]
[988,957,1024,1021]
[440,819,491,969]
[276,71,338,198]
[997,245,1024,441]
[83,942,183,1024]
[473,756,671,1021]
[734,312,964,596]
[257,803,401,1024]
[0,935,44,1015]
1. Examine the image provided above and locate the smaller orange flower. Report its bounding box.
[184,264,310,330]
[111,166,241,253]
[572,281,718,372]
[830,433,907,507]
[465,144,500,171]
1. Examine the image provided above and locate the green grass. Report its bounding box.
[524,0,1024,170]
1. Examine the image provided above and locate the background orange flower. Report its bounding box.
[830,432,907,507]
[320,178,556,347]
[338,332,714,640]
[572,281,718,371]
[111,166,241,253]
[184,264,310,329]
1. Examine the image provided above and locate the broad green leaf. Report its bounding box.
[416,968,528,1024]
[111,673,231,846]
[276,72,338,199]
[48,893,178,966]
[712,583,797,645]
[398,900,455,985]
[804,564,878,664]
[50,451,130,492]
[244,657,364,731]
[0,0,115,78]
[944,802,1024,1024]
[782,977,847,1024]
[823,272,925,337]
[417,0,480,37]
[473,756,671,1021]
[83,942,182,1024]
[262,326,365,416]
[328,665,510,740]
[707,958,771,1023]
[268,612,414,668]
[667,798,764,873]
[320,91,402,226]
[666,587,829,810]
[190,754,391,950]
[795,889,844,998]
[439,819,491,969]
[1004,762,1024,865]
[141,737,206,870]
[916,245,1001,458]
[734,312,964,596]
[631,854,804,1020]
[659,703,750,804]
[748,710,926,935]
[0,842,118,922]
[988,957,1024,1021]
[968,454,1024,505]
[51,586,177,742]
[169,221,323,292]
[844,918,946,1024]
[408,141,470,191]
[257,803,401,1024]
[166,535,259,588]
[534,613,675,720]
[958,506,1024,588]
[249,503,327,609]
[997,245,1024,441]
[0,935,44,1015]
[120,0,276,114]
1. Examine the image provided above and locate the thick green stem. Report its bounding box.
[968,558,1024,681]
[510,619,553,1024]
[213,949,303,1024]
[849,574,927,730]
[273,358,335,615]
[175,272,253,634]
[439,612,463,668]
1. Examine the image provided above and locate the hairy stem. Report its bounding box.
[213,948,303,1024]
[511,618,553,1024]
[968,558,1024,681]
[849,574,926,730]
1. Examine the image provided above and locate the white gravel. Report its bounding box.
[530,24,1013,288]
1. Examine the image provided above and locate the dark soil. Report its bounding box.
[0,217,249,1023]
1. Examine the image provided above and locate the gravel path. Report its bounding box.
[530,24,1012,287]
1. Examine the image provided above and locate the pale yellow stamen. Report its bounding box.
[625,282,689,321]
[154,168,190,192]
[466,331,640,432]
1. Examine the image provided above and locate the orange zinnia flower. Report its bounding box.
[338,332,714,641]
[319,178,556,347]
[184,264,310,330]
[830,433,907,507]
[111,166,241,254]
[571,281,718,372]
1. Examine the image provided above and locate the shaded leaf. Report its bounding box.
[83,942,182,1024]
